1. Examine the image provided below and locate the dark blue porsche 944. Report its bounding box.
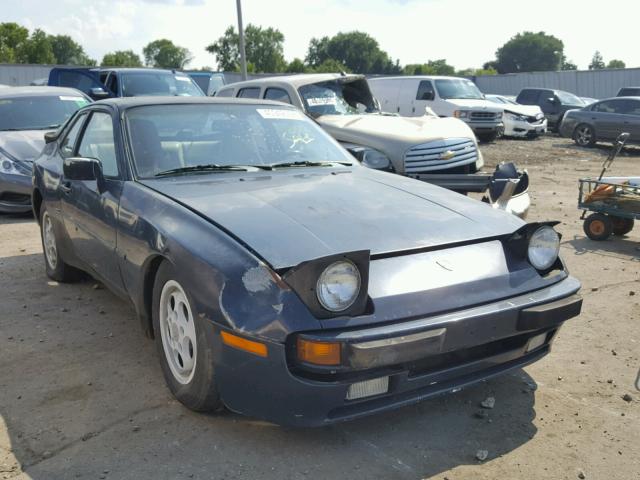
[32,97,582,426]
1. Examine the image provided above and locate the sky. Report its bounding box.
[3,0,639,70]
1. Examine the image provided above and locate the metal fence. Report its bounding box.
[0,64,53,86]
[473,68,640,100]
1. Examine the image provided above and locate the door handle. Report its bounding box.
[60,181,72,195]
[397,106,400,113]
[412,106,415,113]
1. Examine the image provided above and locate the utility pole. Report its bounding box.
[236,0,248,80]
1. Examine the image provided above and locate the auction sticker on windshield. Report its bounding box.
[257,108,305,120]
[307,97,337,106]
[60,96,90,107]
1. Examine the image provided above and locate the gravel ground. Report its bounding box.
[1,135,638,480]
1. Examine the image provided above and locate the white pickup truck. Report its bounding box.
[368,76,504,142]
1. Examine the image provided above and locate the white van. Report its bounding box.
[368,76,504,142]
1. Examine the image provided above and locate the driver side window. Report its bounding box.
[77,112,119,178]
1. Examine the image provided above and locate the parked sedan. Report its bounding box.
[0,86,90,213]
[32,97,582,427]
[559,97,640,147]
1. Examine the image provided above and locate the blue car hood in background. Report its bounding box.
[141,169,524,270]
[0,130,46,162]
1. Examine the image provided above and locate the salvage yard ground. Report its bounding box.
[1,135,638,480]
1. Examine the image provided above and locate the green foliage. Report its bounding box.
[305,31,400,74]
[102,50,143,67]
[607,59,626,69]
[286,58,307,73]
[143,39,192,69]
[456,67,497,77]
[404,59,455,76]
[0,22,29,62]
[589,51,605,70]
[311,58,350,73]
[561,55,577,70]
[18,29,55,64]
[493,31,564,73]
[49,35,94,65]
[206,24,286,73]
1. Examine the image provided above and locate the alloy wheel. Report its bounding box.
[42,212,58,270]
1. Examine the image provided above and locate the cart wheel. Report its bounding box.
[611,217,634,236]
[583,213,613,240]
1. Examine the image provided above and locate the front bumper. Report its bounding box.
[465,120,502,134]
[0,173,32,213]
[504,118,548,138]
[214,276,581,427]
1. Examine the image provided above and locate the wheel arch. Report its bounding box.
[32,188,43,224]
[140,254,170,339]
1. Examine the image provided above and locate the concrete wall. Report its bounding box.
[474,68,640,99]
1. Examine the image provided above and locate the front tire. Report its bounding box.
[39,204,82,282]
[583,213,612,241]
[152,261,222,412]
[574,124,596,147]
[477,132,498,143]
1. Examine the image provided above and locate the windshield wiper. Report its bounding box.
[267,160,352,169]
[154,164,255,177]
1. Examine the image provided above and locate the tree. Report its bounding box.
[561,56,577,70]
[206,25,286,73]
[589,51,605,70]
[0,22,29,62]
[102,50,143,67]
[286,58,307,73]
[49,35,94,65]
[404,59,455,76]
[456,67,497,77]
[312,58,350,73]
[143,39,192,69]
[607,59,626,69]
[493,31,564,73]
[18,29,55,64]
[305,31,400,74]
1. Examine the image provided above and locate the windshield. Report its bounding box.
[556,90,584,106]
[125,104,354,178]
[121,72,204,97]
[435,79,484,100]
[298,78,378,116]
[0,95,90,131]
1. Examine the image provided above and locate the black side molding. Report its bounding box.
[517,294,582,331]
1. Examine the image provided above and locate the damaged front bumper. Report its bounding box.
[213,276,581,427]
[0,172,32,214]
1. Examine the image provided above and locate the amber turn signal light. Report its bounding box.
[297,338,341,366]
[220,331,268,358]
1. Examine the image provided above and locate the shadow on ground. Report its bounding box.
[1,252,540,480]
[565,234,640,261]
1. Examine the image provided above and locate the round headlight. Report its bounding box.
[361,149,391,170]
[316,260,361,312]
[528,226,560,270]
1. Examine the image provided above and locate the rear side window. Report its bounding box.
[264,87,292,104]
[77,112,119,178]
[618,87,640,97]
[216,88,234,98]
[592,100,619,113]
[238,87,260,99]
[624,100,640,115]
[517,90,540,104]
[416,81,434,100]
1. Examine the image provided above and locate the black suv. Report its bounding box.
[516,88,585,131]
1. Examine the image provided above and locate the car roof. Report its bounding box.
[0,86,88,98]
[92,96,297,111]
[99,68,187,74]
[368,75,466,81]
[219,73,365,91]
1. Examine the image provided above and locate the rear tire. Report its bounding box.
[39,204,83,282]
[583,213,612,241]
[574,124,596,147]
[611,217,634,236]
[152,261,223,412]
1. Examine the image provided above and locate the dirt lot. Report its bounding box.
[1,135,638,480]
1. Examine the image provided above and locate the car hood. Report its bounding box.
[0,130,47,162]
[445,98,502,113]
[141,168,523,270]
[502,104,544,117]
[316,114,475,162]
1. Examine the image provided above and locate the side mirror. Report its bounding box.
[44,131,59,144]
[63,157,101,181]
[90,87,110,99]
